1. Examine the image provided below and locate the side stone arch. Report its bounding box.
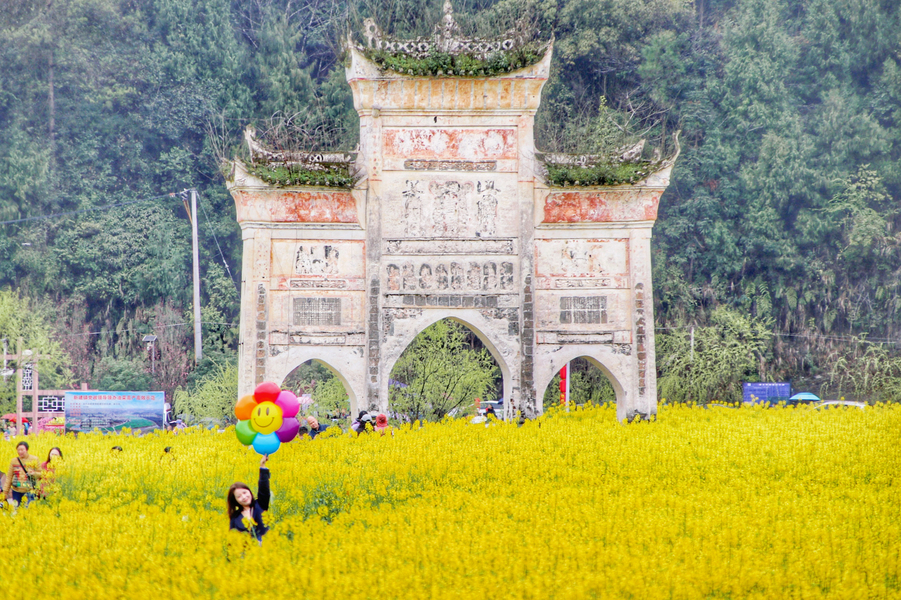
[378,309,518,417]
[266,348,365,417]
[534,346,631,419]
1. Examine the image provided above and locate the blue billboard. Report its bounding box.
[742,382,792,405]
[65,391,165,433]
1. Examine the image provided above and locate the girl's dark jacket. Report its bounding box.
[229,467,270,541]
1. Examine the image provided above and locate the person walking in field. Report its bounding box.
[3,441,40,507]
[40,447,63,498]
[227,454,270,542]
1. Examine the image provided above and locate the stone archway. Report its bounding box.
[536,351,628,416]
[381,312,514,419]
[267,349,364,416]
[226,6,676,421]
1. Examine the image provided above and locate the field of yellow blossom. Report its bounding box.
[0,403,898,599]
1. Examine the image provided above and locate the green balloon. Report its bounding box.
[235,420,257,445]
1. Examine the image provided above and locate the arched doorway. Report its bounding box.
[542,357,618,411]
[281,359,354,426]
[387,318,503,422]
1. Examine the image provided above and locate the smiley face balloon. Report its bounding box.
[233,382,299,454]
[251,401,283,435]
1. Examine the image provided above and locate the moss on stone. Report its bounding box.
[247,162,356,188]
[362,44,546,78]
[545,161,657,187]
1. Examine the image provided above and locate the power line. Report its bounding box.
[655,325,900,345]
[0,193,176,226]
[51,321,239,339]
[196,190,241,294]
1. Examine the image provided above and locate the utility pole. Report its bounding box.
[182,188,203,364]
[143,334,157,375]
[191,189,202,364]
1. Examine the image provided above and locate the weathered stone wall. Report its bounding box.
[227,44,672,421]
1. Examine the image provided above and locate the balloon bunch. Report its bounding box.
[234,382,300,455]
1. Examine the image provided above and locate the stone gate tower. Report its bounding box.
[226,5,678,421]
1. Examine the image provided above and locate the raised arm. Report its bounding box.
[257,455,270,511]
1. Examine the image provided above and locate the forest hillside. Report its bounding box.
[1,0,899,404]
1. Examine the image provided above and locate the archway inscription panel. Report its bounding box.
[227,38,674,422]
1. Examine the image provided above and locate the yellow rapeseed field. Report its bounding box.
[0,403,898,599]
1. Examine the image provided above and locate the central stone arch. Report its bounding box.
[380,311,516,412]
[226,6,677,421]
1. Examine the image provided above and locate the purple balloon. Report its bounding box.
[275,390,300,418]
[276,417,300,442]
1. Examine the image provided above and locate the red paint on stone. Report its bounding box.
[233,190,358,223]
[383,128,517,160]
[543,191,662,223]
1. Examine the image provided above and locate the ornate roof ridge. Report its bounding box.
[354,0,549,61]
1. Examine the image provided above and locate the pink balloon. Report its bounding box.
[254,382,281,404]
[275,390,300,418]
[276,417,300,443]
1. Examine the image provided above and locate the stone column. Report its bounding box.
[625,226,657,421]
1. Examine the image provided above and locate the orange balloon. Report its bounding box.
[235,395,258,421]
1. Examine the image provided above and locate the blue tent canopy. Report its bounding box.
[789,392,821,402]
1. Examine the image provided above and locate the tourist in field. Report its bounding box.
[40,447,62,497]
[306,416,328,439]
[354,412,375,434]
[2,441,40,507]
[375,413,392,436]
[227,454,270,542]
[351,411,371,434]
[164,403,177,431]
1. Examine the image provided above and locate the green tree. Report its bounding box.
[311,376,350,418]
[94,357,152,391]
[172,360,238,424]
[0,290,73,414]
[389,320,499,421]
[657,308,773,404]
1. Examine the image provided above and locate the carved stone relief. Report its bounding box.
[387,260,515,292]
[403,180,424,236]
[295,245,339,276]
[476,181,498,237]
[401,179,501,238]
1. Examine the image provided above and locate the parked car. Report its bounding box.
[478,400,505,420]
[814,400,866,410]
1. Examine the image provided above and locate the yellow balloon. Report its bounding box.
[251,401,283,435]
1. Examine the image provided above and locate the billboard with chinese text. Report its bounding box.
[742,382,792,405]
[64,391,165,433]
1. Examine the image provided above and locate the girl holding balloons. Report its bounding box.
[228,382,301,542]
[227,454,270,542]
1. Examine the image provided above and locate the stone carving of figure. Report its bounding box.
[429,181,473,236]
[402,263,417,290]
[419,264,434,290]
[435,264,449,290]
[387,264,401,291]
[295,245,313,275]
[450,262,464,290]
[467,262,481,290]
[500,262,514,290]
[323,246,339,276]
[483,262,497,290]
[476,181,498,237]
[403,180,424,237]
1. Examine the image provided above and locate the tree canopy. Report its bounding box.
[1,0,900,402]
